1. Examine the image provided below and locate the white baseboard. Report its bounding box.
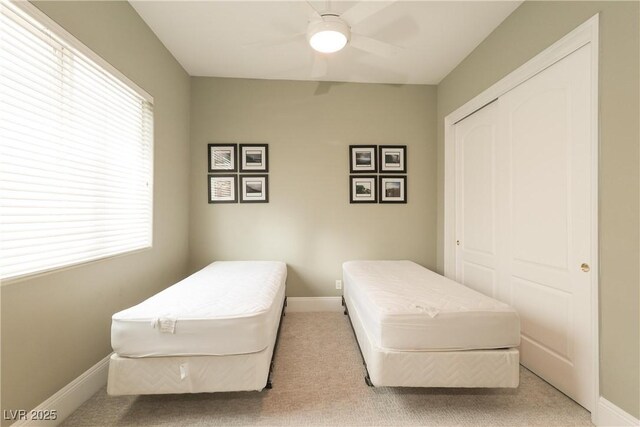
[595,397,640,426]
[12,353,111,427]
[286,296,343,312]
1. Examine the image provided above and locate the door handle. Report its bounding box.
[580,263,590,272]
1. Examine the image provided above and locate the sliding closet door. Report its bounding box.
[500,44,593,410]
[454,44,594,410]
[454,101,501,299]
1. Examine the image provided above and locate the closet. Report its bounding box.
[452,43,594,410]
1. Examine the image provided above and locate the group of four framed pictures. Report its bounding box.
[349,145,407,204]
[208,143,269,203]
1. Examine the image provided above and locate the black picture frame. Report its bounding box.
[350,175,377,204]
[349,145,377,173]
[239,174,269,203]
[379,175,407,204]
[208,174,238,203]
[208,144,237,173]
[379,145,407,173]
[239,144,269,173]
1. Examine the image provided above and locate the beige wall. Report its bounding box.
[0,1,191,422]
[189,78,437,297]
[436,1,639,417]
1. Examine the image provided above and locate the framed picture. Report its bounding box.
[349,145,377,173]
[239,174,269,203]
[379,175,407,203]
[379,145,407,173]
[208,174,237,203]
[208,144,237,173]
[239,144,268,172]
[350,175,377,203]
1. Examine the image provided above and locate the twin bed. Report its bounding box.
[343,261,520,388]
[108,261,287,395]
[108,260,520,395]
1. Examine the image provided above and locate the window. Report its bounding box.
[0,1,154,280]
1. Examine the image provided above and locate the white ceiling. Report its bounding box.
[130,1,522,85]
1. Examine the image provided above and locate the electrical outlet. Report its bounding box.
[335,279,342,290]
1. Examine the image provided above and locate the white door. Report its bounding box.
[454,45,594,410]
[454,100,501,299]
[502,44,593,410]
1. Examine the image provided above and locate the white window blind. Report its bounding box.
[0,0,154,280]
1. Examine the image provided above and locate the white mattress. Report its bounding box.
[111,261,287,357]
[343,260,520,351]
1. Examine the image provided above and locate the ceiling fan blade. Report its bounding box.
[350,33,401,57]
[340,1,396,26]
[305,1,323,20]
[311,53,328,79]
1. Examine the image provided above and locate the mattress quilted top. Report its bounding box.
[113,261,287,320]
[343,260,515,317]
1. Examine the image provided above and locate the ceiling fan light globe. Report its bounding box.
[310,30,348,53]
[308,15,350,54]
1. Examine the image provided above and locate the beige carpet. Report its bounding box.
[62,312,593,426]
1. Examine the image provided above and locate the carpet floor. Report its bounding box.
[62,312,593,426]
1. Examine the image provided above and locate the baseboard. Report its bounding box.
[595,397,640,426]
[286,296,343,312]
[12,353,111,427]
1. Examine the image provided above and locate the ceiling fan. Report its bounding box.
[305,1,401,77]
[249,1,402,79]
